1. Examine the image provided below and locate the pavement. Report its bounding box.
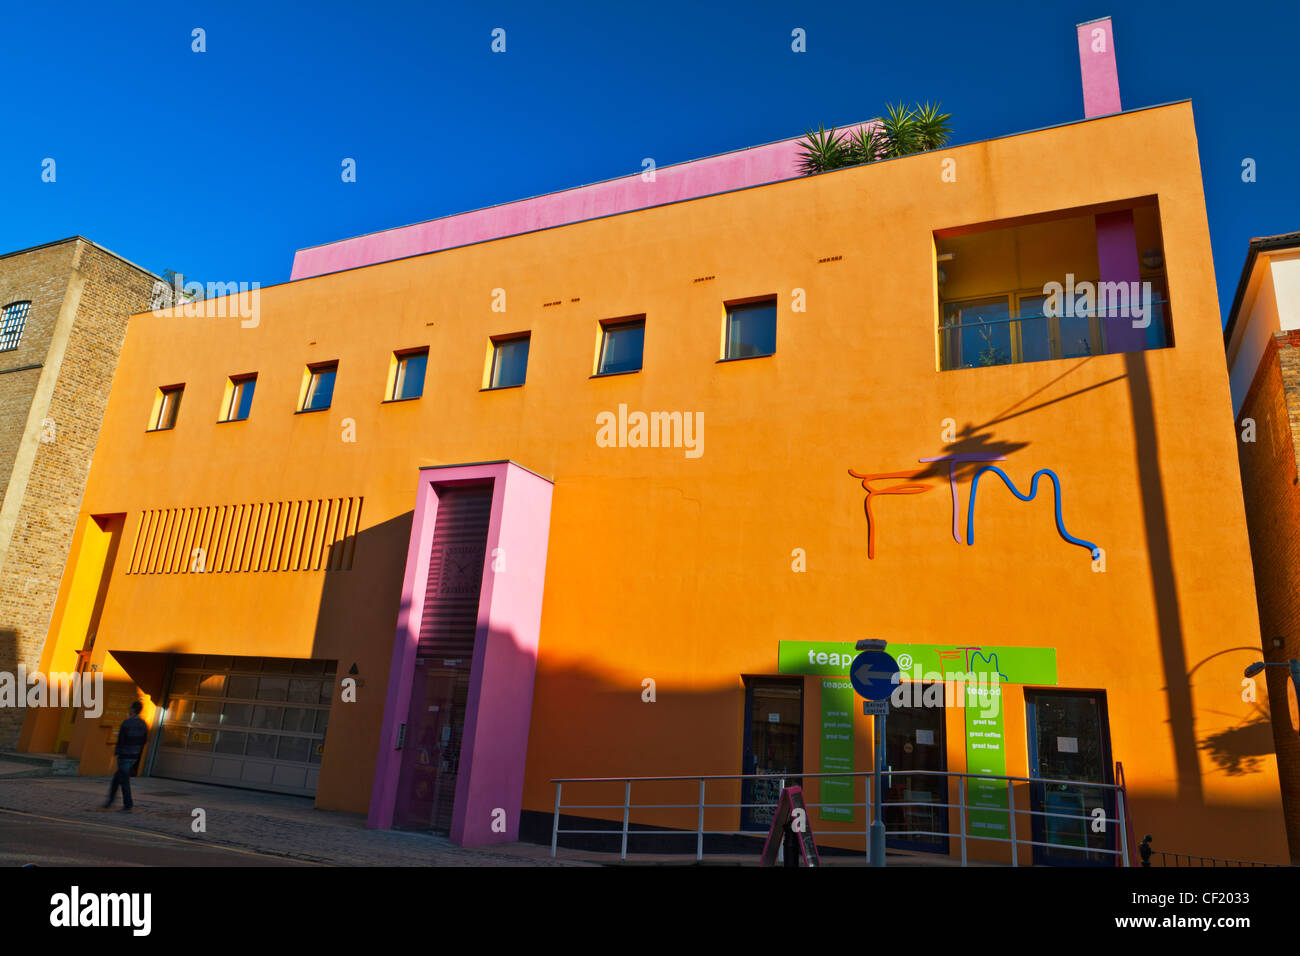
[0,759,48,779]
[0,810,309,866]
[0,770,985,867]
[0,773,586,867]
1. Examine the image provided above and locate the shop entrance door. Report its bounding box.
[392,659,471,833]
[883,684,948,854]
[391,484,492,834]
[740,677,803,831]
[1025,690,1116,866]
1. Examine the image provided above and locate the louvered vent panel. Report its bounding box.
[126,496,364,573]
[417,486,493,660]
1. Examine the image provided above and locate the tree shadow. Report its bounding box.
[915,422,1031,483]
[1199,704,1276,777]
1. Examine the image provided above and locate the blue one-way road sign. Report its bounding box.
[850,651,899,701]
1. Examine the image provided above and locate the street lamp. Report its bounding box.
[1244,659,1300,735]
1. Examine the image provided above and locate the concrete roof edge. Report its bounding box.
[0,235,161,282]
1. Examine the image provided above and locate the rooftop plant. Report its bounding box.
[796,102,953,175]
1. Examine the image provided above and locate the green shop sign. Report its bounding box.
[778,641,1057,685]
[819,678,855,822]
[778,641,1058,840]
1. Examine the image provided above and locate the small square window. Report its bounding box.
[222,374,257,421]
[0,301,31,352]
[391,349,428,401]
[597,318,645,375]
[725,300,777,360]
[150,385,184,431]
[489,335,530,389]
[301,362,337,411]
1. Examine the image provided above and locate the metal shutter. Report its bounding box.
[417,486,493,660]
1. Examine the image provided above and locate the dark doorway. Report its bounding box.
[392,659,471,833]
[740,677,803,831]
[884,683,949,853]
[391,484,491,833]
[1025,689,1116,866]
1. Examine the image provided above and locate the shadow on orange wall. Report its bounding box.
[1126,350,1201,804]
[1199,706,1276,777]
[308,511,413,814]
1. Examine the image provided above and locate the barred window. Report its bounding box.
[0,301,31,351]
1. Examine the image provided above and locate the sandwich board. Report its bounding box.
[759,785,821,867]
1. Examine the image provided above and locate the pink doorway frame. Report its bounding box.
[367,461,554,846]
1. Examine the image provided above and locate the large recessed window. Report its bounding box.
[389,348,428,401]
[489,334,530,389]
[0,301,31,352]
[221,374,257,422]
[936,203,1172,371]
[940,291,1130,370]
[149,385,184,431]
[724,300,777,360]
[596,317,645,375]
[300,362,337,412]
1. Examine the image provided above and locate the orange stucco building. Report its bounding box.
[17,100,1289,864]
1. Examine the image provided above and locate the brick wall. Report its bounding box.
[0,242,79,497]
[1236,329,1300,864]
[0,239,156,746]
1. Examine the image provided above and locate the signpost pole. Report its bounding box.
[852,638,897,869]
[871,711,886,867]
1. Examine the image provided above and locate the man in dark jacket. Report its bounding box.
[104,701,149,812]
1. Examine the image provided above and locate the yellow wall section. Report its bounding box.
[21,514,121,754]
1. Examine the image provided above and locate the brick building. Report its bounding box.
[0,237,158,746]
[1224,231,1300,864]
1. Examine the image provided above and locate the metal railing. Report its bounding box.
[549,769,1131,866]
[1151,851,1286,868]
[939,298,1171,371]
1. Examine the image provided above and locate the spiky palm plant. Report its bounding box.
[878,102,920,158]
[796,125,849,175]
[911,101,954,152]
[846,124,887,165]
[796,102,953,174]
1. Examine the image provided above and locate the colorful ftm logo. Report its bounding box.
[848,453,1101,561]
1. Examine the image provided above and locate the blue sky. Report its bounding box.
[2,0,1296,321]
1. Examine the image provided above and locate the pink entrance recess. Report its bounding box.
[290,124,875,280]
[367,461,554,846]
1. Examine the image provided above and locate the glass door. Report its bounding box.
[1025,690,1116,866]
[941,296,1012,369]
[392,659,471,833]
[883,685,948,853]
[740,677,803,831]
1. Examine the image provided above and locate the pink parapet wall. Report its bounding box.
[291,124,874,280]
[1077,17,1122,118]
[367,460,554,845]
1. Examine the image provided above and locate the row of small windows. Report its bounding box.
[147,300,778,430]
[1,301,31,351]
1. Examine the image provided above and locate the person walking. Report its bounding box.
[104,700,149,812]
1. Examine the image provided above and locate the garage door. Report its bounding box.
[153,654,335,796]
